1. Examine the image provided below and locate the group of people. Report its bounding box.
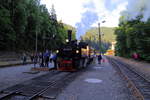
[22,51,103,67]
[30,50,57,68]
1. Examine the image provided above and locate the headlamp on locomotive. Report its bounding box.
[57,30,91,71]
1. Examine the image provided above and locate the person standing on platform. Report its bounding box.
[50,53,54,63]
[44,50,50,67]
[30,53,34,63]
[98,54,102,64]
[53,53,57,69]
[39,52,44,67]
[33,53,38,67]
[22,53,27,65]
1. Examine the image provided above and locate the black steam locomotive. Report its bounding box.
[56,30,94,71]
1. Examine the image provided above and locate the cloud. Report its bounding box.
[75,1,99,39]
[103,1,127,27]
[91,0,127,27]
[41,0,86,26]
[76,11,99,39]
[41,0,128,38]
[121,0,150,21]
[41,0,127,26]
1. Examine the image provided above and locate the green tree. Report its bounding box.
[0,0,76,52]
[115,15,150,61]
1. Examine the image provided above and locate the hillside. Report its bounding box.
[81,27,116,52]
[83,27,116,43]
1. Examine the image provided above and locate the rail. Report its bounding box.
[0,70,82,100]
[107,56,150,100]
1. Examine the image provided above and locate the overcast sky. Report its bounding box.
[41,0,129,38]
[41,0,128,27]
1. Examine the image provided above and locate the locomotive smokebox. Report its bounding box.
[68,30,72,42]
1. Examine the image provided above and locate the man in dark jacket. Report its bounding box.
[98,54,102,64]
[44,50,50,67]
[39,52,44,67]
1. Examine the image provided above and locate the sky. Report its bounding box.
[40,0,128,38]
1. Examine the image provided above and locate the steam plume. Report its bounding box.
[75,1,98,39]
[122,0,150,21]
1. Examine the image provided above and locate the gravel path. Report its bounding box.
[57,57,135,100]
[0,63,54,91]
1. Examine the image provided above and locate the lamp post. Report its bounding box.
[98,21,105,54]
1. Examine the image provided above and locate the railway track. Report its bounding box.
[107,57,150,100]
[0,70,82,100]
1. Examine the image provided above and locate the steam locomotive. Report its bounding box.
[56,30,94,71]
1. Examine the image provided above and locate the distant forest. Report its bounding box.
[0,0,75,52]
[81,27,116,53]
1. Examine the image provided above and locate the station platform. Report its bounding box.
[0,60,32,67]
[0,62,54,91]
[57,57,135,100]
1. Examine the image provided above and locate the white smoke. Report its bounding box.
[142,1,150,21]
[122,0,150,21]
[75,1,98,39]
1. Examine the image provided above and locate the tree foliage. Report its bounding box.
[115,16,150,61]
[86,27,116,43]
[0,0,74,52]
[81,27,115,53]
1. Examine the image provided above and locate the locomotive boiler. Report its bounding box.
[56,30,93,71]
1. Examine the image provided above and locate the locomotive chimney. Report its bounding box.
[68,30,72,42]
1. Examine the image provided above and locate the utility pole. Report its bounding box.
[98,21,106,55]
[98,23,101,55]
